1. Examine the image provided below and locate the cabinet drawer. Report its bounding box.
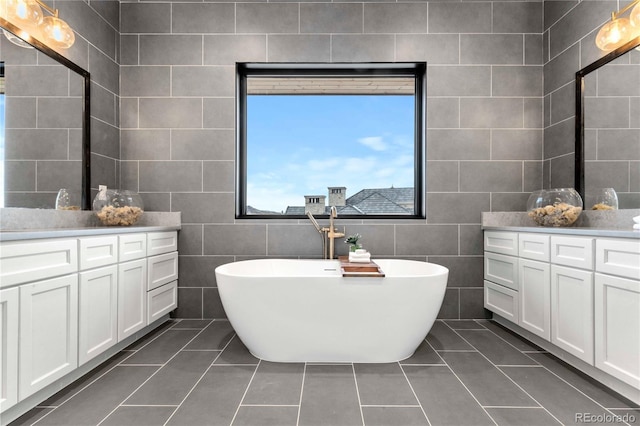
[551,236,593,270]
[148,281,177,323]
[147,232,178,257]
[119,233,147,262]
[79,236,118,271]
[484,252,519,291]
[518,233,550,262]
[484,281,518,322]
[596,238,640,280]
[148,252,179,291]
[484,231,518,256]
[0,239,78,287]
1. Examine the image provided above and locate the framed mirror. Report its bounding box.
[0,18,90,210]
[575,35,640,210]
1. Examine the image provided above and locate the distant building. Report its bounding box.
[284,186,414,215]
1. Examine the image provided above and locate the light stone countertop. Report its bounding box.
[0,208,181,241]
[482,210,640,240]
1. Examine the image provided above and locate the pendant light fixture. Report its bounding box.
[596,0,640,52]
[0,0,75,49]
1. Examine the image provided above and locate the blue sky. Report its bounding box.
[247,95,415,212]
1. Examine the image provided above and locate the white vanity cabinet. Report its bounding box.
[19,274,79,400]
[594,238,640,389]
[78,265,118,366]
[146,236,178,323]
[0,228,179,419]
[0,287,19,412]
[484,229,640,404]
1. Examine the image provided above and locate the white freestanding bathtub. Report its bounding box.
[215,258,449,363]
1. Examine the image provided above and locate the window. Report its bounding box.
[236,63,426,219]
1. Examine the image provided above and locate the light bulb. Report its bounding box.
[5,0,42,27]
[631,1,640,28]
[40,15,74,49]
[596,17,633,51]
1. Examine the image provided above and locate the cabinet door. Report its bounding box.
[551,265,594,364]
[0,287,19,413]
[118,259,148,341]
[594,273,640,389]
[519,259,550,341]
[19,275,78,400]
[79,265,118,366]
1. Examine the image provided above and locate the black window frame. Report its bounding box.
[236,62,427,220]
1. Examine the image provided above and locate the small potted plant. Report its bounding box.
[345,233,362,252]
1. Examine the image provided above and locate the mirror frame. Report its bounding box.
[0,17,91,209]
[575,34,640,203]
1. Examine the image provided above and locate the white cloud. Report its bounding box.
[357,136,387,151]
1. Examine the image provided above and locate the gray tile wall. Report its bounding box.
[2,0,121,207]
[543,0,639,200]
[117,0,545,320]
[57,0,122,196]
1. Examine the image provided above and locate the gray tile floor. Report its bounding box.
[10,319,640,426]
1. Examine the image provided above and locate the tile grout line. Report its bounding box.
[398,356,434,426]
[162,331,237,426]
[228,358,262,426]
[350,364,365,426]
[95,324,215,426]
[442,321,563,424]
[477,322,637,416]
[29,327,162,426]
[296,363,308,426]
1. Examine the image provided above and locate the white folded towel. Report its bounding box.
[634,215,640,224]
[634,223,640,230]
[349,251,371,263]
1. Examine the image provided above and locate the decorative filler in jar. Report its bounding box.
[92,186,144,226]
[589,188,619,210]
[527,188,583,227]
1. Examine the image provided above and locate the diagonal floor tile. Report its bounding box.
[299,364,362,426]
[242,361,304,405]
[354,363,418,406]
[121,329,200,365]
[528,352,640,409]
[456,329,538,365]
[440,351,538,407]
[34,366,159,426]
[403,365,494,426]
[166,365,257,426]
[500,366,616,425]
[100,406,176,426]
[214,335,259,365]
[170,319,213,329]
[485,407,561,425]
[426,321,474,351]
[400,339,444,365]
[39,350,131,407]
[361,407,428,426]
[185,320,235,351]
[232,406,299,426]
[477,320,543,352]
[125,350,219,406]
[445,320,487,330]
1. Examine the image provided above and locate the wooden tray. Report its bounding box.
[338,256,385,278]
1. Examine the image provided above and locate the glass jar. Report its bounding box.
[589,188,619,210]
[527,188,583,227]
[92,188,144,226]
[55,188,80,210]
